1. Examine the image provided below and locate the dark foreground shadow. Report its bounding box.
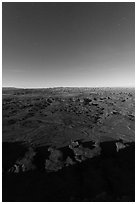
[2,140,135,202]
[2,142,28,172]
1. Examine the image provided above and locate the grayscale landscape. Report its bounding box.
[2,87,135,201]
[2,2,135,202]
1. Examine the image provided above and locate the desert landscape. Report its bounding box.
[2,2,135,202]
[2,87,135,202]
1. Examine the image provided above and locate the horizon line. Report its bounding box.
[2,86,135,89]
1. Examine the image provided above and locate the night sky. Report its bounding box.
[2,2,135,88]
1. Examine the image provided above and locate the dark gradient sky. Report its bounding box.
[2,2,135,88]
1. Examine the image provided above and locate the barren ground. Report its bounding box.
[2,87,135,201]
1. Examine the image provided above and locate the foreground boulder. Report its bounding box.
[65,156,76,166]
[45,147,64,172]
[69,140,101,162]
[8,147,36,173]
[115,142,127,152]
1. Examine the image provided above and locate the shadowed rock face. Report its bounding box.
[7,141,102,173]
[45,148,64,172]
[2,142,28,172]
[115,141,127,152]
[8,147,36,173]
[2,140,135,202]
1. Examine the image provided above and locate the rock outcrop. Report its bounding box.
[45,147,64,172]
[8,147,36,173]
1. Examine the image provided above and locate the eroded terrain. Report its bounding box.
[2,87,135,201]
